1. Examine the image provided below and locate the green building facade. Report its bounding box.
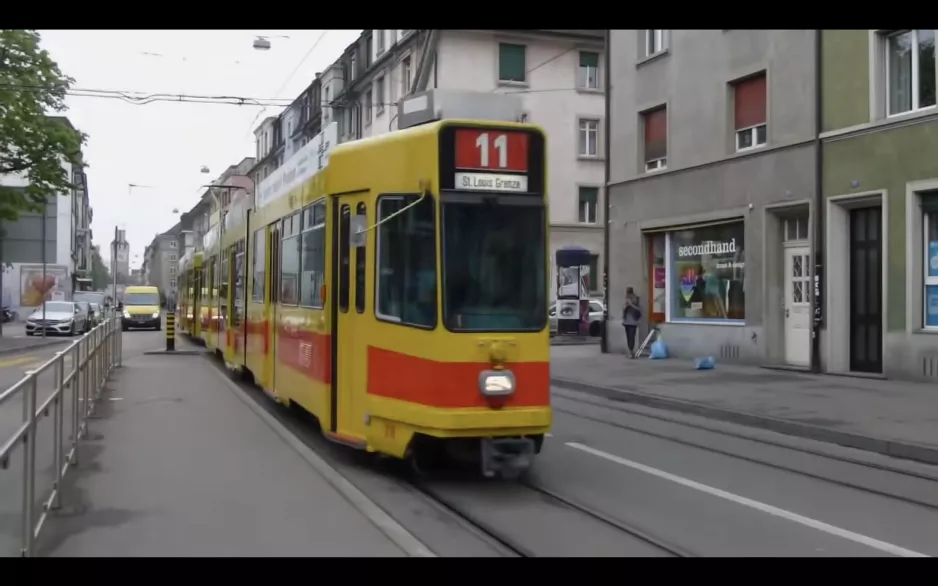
[820,29,938,380]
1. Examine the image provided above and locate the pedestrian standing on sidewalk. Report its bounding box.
[622,287,642,358]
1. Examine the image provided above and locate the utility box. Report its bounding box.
[397,89,525,130]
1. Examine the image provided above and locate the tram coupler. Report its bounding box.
[481,437,535,479]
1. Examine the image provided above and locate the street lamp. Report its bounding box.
[252,35,290,51]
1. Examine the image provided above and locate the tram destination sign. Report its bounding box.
[438,125,544,194]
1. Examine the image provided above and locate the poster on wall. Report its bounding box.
[653,267,666,314]
[928,241,938,278]
[20,265,69,308]
[668,222,746,322]
[926,286,938,328]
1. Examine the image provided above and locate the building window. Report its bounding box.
[170,278,176,289]
[578,118,599,157]
[375,30,386,55]
[578,186,598,224]
[280,212,301,306]
[169,240,177,248]
[644,30,668,57]
[375,76,385,114]
[498,43,527,83]
[350,55,356,80]
[364,90,373,126]
[170,266,176,275]
[733,73,768,152]
[375,194,437,328]
[252,227,265,302]
[665,221,746,323]
[401,56,412,95]
[169,253,176,262]
[579,51,600,89]
[924,194,938,328]
[646,233,667,323]
[643,106,668,172]
[886,30,936,116]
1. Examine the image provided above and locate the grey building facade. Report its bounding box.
[605,30,820,367]
[143,229,180,300]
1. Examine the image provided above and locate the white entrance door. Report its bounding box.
[784,246,812,366]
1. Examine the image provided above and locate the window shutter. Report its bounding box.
[499,43,526,82]
[579,52,599,68]
[734,73,767,130]
[644,107,667,161]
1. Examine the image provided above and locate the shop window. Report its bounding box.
[924,194,938,328]
[667,221,746,323]
[646,233,666,323]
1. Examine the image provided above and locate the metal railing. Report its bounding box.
[0,311,123,557]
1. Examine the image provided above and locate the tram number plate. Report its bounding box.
[384,424,396,440]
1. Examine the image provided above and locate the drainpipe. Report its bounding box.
[810,29,824,373]
[601,29,611,354]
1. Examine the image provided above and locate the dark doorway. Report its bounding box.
[849,206,883,373]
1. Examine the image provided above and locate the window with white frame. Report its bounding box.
[169,240,177,248]
[643,106,667,172]
[364,90,373,126]
[375,30,386,55]
[924,195,938,328]
[733,72,768,152]
[375,77,385,114]
[885,29,936,116]
[169,253,176,262]
[170,278,176,288]
[578,119,599,157]
[578,186,598,224]
[579,51,600,89]
[401,56,412,96]
[170,266,176,275]
[644,30,668,57]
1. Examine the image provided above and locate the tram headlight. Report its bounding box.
[478,370,516,397]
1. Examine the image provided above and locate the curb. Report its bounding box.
[143,350,209,356]
[0,338,70,357]
[550,377,938,467]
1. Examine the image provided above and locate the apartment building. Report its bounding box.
[606,30,819,366]
[0,116,94,312]
[820,29,938,380]
[142,229,180,299]
[256,29,606,295]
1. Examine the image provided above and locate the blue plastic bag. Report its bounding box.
[694,356,716,370]
[649,339,669,360]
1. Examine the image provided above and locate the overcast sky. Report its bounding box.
[37,29,362,269]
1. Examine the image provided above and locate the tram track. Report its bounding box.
[551,395,938,513]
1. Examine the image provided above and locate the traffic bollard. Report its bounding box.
[166,312,176,352]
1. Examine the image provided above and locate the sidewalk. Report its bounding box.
[37,349,427,557]
[550,345,938,466]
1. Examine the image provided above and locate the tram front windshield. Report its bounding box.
[442,196,547,332]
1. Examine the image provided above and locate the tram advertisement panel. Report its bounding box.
[438,125,545,194]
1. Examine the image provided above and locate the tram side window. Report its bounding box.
[233,240,246,327]
[281,212,301,305]
[300,201,327,308]
[252,227,265,302]
[339,204,351,312]
[220,249,229,303]
[375,194,437,328]
[355,202,367,314]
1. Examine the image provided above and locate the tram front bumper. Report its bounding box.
[481,437,536,479]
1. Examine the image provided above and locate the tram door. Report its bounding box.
[331,194,370,441]
[268,221,281,398]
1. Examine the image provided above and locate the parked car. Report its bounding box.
[549,299,605,337]
[25,301,89,336]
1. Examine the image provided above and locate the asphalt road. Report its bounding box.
[0,328,164,557]
[232,372,938,557]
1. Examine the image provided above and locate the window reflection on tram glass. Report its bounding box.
[376,194,437,327]
[443,198,547,331]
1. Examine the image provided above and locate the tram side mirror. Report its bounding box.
[349,214,367,248]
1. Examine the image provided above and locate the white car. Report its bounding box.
[549,299,606,337]
[25,301,89,337]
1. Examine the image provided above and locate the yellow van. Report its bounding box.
[121,285,162,331]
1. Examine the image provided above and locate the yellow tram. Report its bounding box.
[180,114,551,477]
